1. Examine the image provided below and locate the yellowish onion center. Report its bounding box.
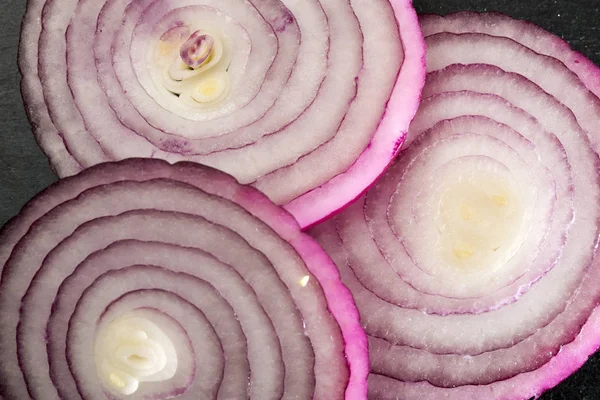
[153,25,232,106]
[95,315,177,395]
[435,173,525,272]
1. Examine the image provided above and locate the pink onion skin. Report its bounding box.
[0,158,368,400]
[18,0,425,229]
[285,0,426,228]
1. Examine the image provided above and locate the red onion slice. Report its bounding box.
[0,159,367,399]
[19,0,425,227]
[311,12,600,400]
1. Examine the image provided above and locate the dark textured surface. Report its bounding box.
[0,0,599,399]
[0,0,57,229]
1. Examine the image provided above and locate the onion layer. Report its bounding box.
[0,159,367,399]
[18,0,425,227]
[311,11,600,400]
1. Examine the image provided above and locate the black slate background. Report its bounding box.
[0,0,599,399]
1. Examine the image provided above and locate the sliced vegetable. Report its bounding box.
[19,0,425,227]
[311,12,600,400]
[0,159,367,399]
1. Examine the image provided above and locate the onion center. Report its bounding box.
[434,169,525,272]
[94,314,178,396]
[153,25,232,106]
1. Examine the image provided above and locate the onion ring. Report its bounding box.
[0,158,367,399]
[311,11,600,400]
[18,0,425,227]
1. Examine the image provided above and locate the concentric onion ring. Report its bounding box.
[18,0,425,227]
[0,158,367,399]
[311,12,600,400]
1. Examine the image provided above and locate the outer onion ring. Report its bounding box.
[0,158,368,399]
[311,11,600,400]
[18,0,426,228]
